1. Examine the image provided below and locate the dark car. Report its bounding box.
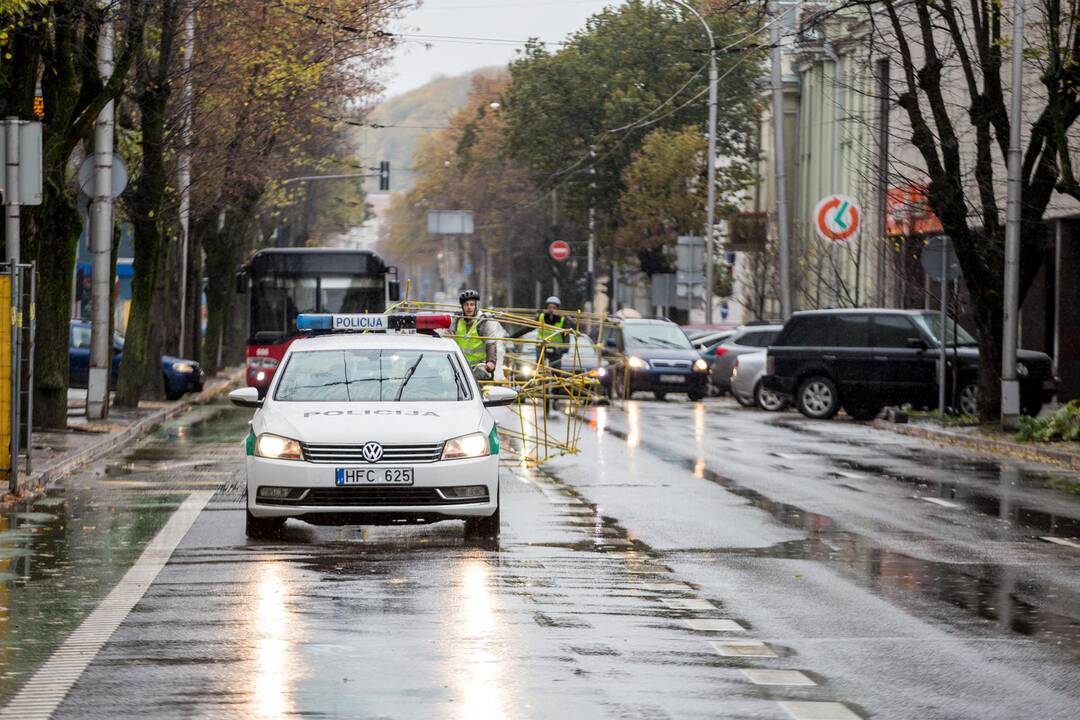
[70,321,205,400]
[709,324,783,394]
[602,318,710,400]
[763,309,1057,420]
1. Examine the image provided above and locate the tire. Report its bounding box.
[246,510,285,539]
[653,391,667,401]
[734,390,756,408]
[958,380,980,416]
[754,381,788,412]
[796,376,841,419]
[687,389,705,402]
[464,505,500,539]
[164,377,183,401]
[844,399,883,421]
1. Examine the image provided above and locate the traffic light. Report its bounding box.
[378,161,390,191]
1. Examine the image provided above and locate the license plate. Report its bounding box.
[335,467,414,486]
[659,374,685,384]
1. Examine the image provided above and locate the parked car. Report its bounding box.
[710,324,783,394]
[601,318,710,400]
[69,320,205,400]
[731,350,787,411]
[763,309,1057,420]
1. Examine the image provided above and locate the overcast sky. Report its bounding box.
[380,0,617,98]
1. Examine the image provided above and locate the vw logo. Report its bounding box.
[361,442,384,463]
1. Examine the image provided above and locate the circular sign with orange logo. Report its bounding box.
[813,195,861,244]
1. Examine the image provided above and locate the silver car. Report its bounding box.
[731,350,787,411]
[710,324,783,393]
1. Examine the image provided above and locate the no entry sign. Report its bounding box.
[813,195,861,244]
[549,240,571,262]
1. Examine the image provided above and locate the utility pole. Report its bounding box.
[823,42,842,307]
[4,117,19,263]
[177,0,194,357]
[587,206,595,313]
[1001,0,1025,429]
[770,1,794,319]
[87,11,114,420]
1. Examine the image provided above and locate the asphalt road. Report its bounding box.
[2,398,1079,719]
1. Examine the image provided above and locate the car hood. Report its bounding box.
[255,401,488,445]
[624,347,700,363]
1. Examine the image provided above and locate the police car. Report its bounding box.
[229,312,516,540]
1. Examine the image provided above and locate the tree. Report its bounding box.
[1,0,148,428]
[844,0,1080,417]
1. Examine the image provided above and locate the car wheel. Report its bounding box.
[653,391,667,401]
[844,400,883,421]
[734,390,756,408]
[464,505,500,539]
[246,510,285,539]
[755,381,787,412]
[687,389,705,402]
[796,376,840,419]
[958,380,980,416]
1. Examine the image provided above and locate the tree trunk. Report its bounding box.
[29,179,82,429]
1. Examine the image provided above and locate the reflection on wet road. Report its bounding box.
[0,399,1077,719]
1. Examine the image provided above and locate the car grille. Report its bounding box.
[301,442,443,464]
[650,359,691,369]
[263,487,489,507]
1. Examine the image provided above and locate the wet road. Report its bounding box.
[1,399,1079,719]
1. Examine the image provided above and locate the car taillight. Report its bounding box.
[766,356,775,375]
[715,346,728,357]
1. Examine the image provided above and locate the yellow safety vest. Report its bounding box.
[453,317,487,366]
[537,313,566,345]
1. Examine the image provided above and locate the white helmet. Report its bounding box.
[544,296,561,307]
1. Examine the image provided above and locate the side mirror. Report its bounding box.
[229,387,263,408]
[388,280,401,302]
[483,386,518,407]
[906,337,928,351]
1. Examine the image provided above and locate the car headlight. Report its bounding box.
[517,363,534,377]
[255,433,303,461]
[441,432,489,460]
[693,358,709,372]
[172,362,195,373]
[1017,362,1029,378]
[627,356,648,370]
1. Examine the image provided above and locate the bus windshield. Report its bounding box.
[250,275,385,343]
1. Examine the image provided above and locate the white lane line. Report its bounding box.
[661,598,716,610]
[710,640,778,657]
[685,618,745,632]
[778,701,862,719]
[920,497,962,509]
[0,491,213,720]
[742,669,816,686]
[1041,536,1080,549]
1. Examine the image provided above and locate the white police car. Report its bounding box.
[229,313,516,540]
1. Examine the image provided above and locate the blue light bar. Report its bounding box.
[296,314,333,331]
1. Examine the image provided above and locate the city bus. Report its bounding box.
[236,248,400,395]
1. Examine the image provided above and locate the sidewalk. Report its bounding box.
[11,369,242,501]
[872,415,1080,473]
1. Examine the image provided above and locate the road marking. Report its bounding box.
[920,497,962,509]
[685,618,745,632]
[711,640,778,657]
[0,491,212,720]
[742,669,816,686]
[1040,536,1080,549]
[661,598,716,610]
[779,701,862,719]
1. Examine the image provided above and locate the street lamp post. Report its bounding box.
[1001,0,1024,429]
[667,0,717,323]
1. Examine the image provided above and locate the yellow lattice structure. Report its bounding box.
[391,299,617,466]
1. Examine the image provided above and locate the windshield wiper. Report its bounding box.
[394,354,425,401]
[639,336,682,348]
[451,368,467,401]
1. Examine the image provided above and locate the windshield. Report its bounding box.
[914,313,979,346]
[624,323,693,350]
[250,275,385,343]
[274,349,470,402]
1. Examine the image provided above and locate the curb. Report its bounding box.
[871,419,1080,472]
[13,369,243,501]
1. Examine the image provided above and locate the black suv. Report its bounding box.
[602,318,711,400]
[763,309,1057,420]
